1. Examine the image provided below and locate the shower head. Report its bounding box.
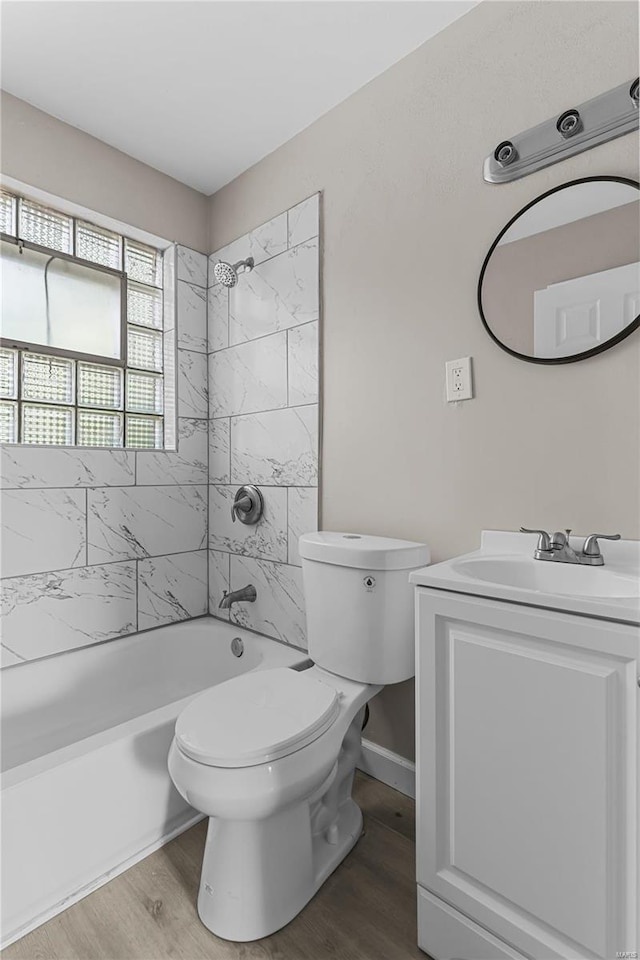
[213,256,255,288]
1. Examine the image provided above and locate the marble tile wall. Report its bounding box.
[0,245,209,667]
[207,195,320,650]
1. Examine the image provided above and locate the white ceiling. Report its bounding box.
[1,1,475,195]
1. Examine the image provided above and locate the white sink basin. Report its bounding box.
[452,556,640,599]
[409,531,640,624]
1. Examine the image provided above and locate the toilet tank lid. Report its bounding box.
[299,532,430,570]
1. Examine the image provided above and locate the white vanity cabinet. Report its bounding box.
[415,588,639,960]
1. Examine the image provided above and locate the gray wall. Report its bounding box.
[1,92,208,251]
[207,0,640,761]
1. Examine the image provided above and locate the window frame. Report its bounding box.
[0,191,168,449]
[0,232,128,367]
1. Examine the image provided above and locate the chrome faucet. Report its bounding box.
[520,528,621,566]
[219,584,257,609]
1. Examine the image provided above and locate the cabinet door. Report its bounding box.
[416,589,639,960]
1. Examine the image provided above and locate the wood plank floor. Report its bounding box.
[3,773,424,960]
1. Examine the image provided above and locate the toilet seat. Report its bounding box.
[175,667,340,768]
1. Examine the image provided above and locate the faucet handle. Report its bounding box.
[231,495,252,523]
[231,485,264,525]
[582,533,621,557]
[520,527,551,551]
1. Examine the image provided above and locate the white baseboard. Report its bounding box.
[358,738,415,799]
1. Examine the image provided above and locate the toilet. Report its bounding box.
[168,532,430,942]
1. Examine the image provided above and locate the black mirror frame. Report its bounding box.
[477,175,640,364]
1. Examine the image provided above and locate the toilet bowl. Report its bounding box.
[169,665,380,941]
[168,532,430,942]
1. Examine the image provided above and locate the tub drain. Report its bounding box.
[231,637,244,657]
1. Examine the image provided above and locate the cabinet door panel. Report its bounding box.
[416,590,639,960]
[418,886,527,960]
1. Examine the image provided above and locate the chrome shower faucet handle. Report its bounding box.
[231,485,264,525]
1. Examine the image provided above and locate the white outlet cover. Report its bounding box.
[445,357,473,402]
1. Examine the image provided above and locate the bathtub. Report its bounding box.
[0,618,309,948]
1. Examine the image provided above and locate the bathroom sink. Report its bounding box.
[409,530,640,624]
[451,556,640,598]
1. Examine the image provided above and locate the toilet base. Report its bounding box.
[196,713,365,942]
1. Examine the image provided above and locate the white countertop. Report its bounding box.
[410,530,640,625]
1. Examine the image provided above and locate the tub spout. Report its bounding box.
[219,584,257,609]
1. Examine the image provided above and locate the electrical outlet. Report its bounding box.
[445,357,473,402]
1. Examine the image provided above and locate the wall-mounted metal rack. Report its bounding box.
[484,78,639,184]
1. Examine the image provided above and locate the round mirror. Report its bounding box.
[478,176,640,363]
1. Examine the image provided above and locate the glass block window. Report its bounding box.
[78,363,122,409]
[0,400,18,443]
[127,281,162,329]
[22,403,74,445]
[128,327,163,372]
[22,354,75,405]
[125,239,162,286]
[0,192,16,235]
[1,190,167,448]
[0,348,18,399]
[78,409,123,447]
[127,371,163,414]
[19,199,73,254]
[126,415,163,449]
[75,221,121,270]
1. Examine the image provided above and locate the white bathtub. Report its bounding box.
[0,618,308,948]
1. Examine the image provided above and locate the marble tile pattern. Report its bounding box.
[287,487,319,566]
[208,283,229,353]
[228,238,319,345]
[229,555,307,649]
[0,243,211,666]
[177,246,207,288]
[208,196,320,647]
[137,418,207,486]
[209,419,230,484]
[138,550,208,630]
[209,212,288,278]
[0,448,135,489]
[287,322,319,405]
[1,489,86,578]
[177,282,207,353]
[1,563,137,660]
[208,332,288,418]
[88,485,207,563]
[231,406,319,486]
[209,549,231,619]
[209,485,287,562]
[287,194,320,248]
[178,349,208,419]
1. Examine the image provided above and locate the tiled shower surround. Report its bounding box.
[208,194,320,648]
[0,196,320,667]
[0,246,209,666]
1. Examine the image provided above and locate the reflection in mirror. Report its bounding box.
[479,177,640,363]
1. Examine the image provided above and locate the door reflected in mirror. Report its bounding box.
[478,177,640,363]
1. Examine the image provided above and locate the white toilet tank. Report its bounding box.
[299,532,430,685]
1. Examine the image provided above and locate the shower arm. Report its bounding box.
[233,257,254,275]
